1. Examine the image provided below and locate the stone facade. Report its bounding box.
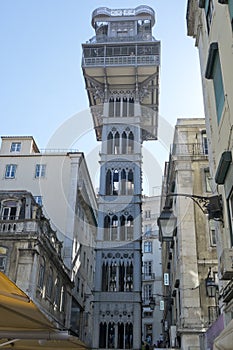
[0,190,72,329]
[160,118,218,349]
[0,136,97,347]
[187,1,233,347]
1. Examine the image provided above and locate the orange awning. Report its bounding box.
[0,272,87,349]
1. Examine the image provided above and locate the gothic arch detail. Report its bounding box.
[105,168,134,196]
[107,129,134,155]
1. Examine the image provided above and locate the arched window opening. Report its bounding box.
[121,169,126,195]
[111,215,118,240]
[108,322,115,348]
[109,98,114,117]
[128,132,134,154]
[99,322,107,348]
[118,322,124,349]
[115,97,121,117]
[126,216,134,241]
[114,132,120,154]
[119,264,125,292]
[126,170,134,195]
[119,214,133,241]
[125,323,133,349]
[128,98,134,117]
[113,170,119,196]
[1,200,18,220]
[102,262,109,291]
[104,215,110,241]
[109,264,117,291]
[120,215,126,240]
[107,132,113,154]
[122,132,127,154]
[123,97,128,116]
[106,170,112,195]
[126,263,133,292]
[102,260,133,292]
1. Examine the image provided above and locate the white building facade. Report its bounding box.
[160,118,218,349]
[187,1,233,348]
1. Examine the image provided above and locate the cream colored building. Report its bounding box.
[0,136,97,347]
[142,195,163,347]
[187,1,233,348]
[159,118,218,349]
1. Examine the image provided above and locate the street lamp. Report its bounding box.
[157,193,223,242]
[157,206,177,242]
[205,268,218,298]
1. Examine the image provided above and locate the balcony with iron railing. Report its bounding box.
[82,53,160,68]
[82,41,160,67]
[0,217,40,234]
[171,143,208,157]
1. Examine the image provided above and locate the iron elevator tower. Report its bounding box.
[82,6,160,349]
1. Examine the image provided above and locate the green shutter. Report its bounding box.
[205,0,210,13]
[212,51,224,123]
[229,0,233,21]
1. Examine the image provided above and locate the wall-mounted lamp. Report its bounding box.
[158,193,223,242]
[157,206,177,242]
[205,268,218,298]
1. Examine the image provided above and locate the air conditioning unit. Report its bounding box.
[220,248,233,280]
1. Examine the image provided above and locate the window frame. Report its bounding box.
[10,142,21,152]
[0,246,8,272]
[209,219,217,246]
[34,196,42,206]
[204,168,212,193]
[144,241,152,253]
[35,164,46,178]
[205,0,214,33]
[144,261,152,276]
[5,164,17,179]
[205,43,225,124]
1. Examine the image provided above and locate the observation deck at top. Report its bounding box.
[82,6,160,141]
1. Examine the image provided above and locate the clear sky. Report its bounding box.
[0,0,204,195]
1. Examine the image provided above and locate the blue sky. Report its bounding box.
[0,0,204,194]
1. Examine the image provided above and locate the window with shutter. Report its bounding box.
[212,51,224,123]
[205,43,225,123]
[229,0,233,25]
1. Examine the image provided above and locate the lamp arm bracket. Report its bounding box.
[166,193,223,221]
